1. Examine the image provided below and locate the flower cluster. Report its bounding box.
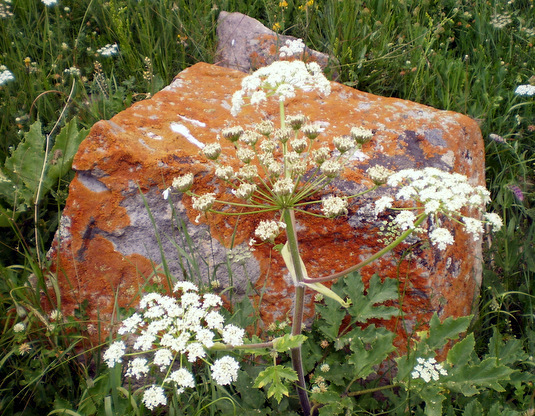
[231,60,331,116]
[515,84,535,96]
[374,167,502,250]
[0,66,15,86]
[104,281,244,410]
[411,357,448,382]
[279,39,305,58]
[97,43,119,57]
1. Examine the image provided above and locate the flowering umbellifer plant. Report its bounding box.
[156,44,502,415]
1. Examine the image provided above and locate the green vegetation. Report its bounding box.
[0,0,533,414]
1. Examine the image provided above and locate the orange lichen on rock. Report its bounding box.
[48,63,485,348]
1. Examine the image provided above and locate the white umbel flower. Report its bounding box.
[211,356,240,385]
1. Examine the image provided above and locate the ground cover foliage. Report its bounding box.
[0,0,534,414]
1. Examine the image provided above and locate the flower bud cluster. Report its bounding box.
[103,282,244,410]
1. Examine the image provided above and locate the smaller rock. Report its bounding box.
[215,11,336,76]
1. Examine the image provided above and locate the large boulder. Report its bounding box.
[47,62,485,345]
[215,11,336,76]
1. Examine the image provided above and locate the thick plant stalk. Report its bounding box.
[282,208,313,416]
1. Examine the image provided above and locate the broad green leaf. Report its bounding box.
[4,120,45,199]
[344,272,399,323]
[272,334,307,352]
[347,325,396,379]
[462,399,483,416]
[314,299,346,340]
[419,385,446,416]
[486,328,528,365]
[426,314,471,351]
[447,333,475,367]
[45,118,89,191]
[253,365,298,403]
[446,357,514,396]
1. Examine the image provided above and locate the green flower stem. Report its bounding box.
[210,341,274,350]
[344,383,398,397]
[282,208,313,416]
[302,213,428,284]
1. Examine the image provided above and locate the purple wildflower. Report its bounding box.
[508,185,524,202]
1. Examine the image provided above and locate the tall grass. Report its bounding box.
[0,0,534,413]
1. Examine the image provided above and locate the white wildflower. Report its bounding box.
[103,341,126,367]
[142,385,167,410]
[367,165,393,184]
[172,173,194,192]
[192,193,216,212]
[429,227,454,250]
[222,324,245,346]
[153,348,174,371]
[125,358,150,379]
[231,60,331,115]
[333,136,355,153]
[393,210,417,230]
[97,43,119,57]
[13,322,25,333]
[273,177,295,196]
[322,196,348,218]
[255,220,286,242]
[215,165,235,181]
[174,281,198,293]
[165,368,195,389]
[186,342,206,362]
[233,183,257,200]
[118,313,143,335]
[0,67,15,86]
[203,142,222,160]
[41,0,58,6]
[514,84,535,96]
[236,147,255,163]
[205,310,225,331]
[279,38,305,58]
[350,127,374,144]
[211,356,240,385]
[411,357,448,382]
[320,159,343,178]
[484,212,503,231]
[463,217,483,239]
[203,293,222,308]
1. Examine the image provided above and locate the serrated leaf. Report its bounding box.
[45,118,88,189]
[314,300,346,340]
[446,357,514,396]
[426,314,471,351]
[272,334,307,352]
[419,385,446,416]
[4,120,46,200]
[347,325,396,379]
[253,365,298,403]
[344,272,399,323]
[462,399,483,416]
[447,333,475,367]
[486,328,528,365]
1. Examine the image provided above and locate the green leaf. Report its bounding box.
[426,314,471,351]
[344,272,399,323]
[447,333,475,367]
[419,385,446,416]
[253,365,298,403]
[272,334,307,352]
[446,357,514,396]
[462,399,483,416]
[347,325,396,379]
[4,120,45,199]
[45,118,89,190]
[314,299,346,341]
[485,328,528,365]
